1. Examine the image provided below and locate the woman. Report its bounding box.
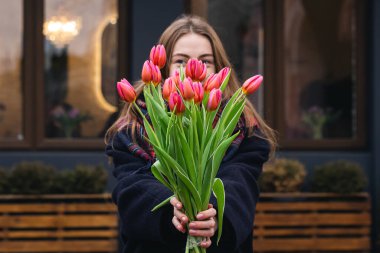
[106,15,276,253]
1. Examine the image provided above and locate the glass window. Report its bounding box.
[43,0,118,139]
[283,0,357,140]
[0,0,24,141]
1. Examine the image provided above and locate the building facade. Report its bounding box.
[0,0,379,251]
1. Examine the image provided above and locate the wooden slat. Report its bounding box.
[256,201,370,211]
[255,213,371,226]
[0,203,117,213]
[259,192,370,199]
[0,195,118,253]
[0,230,118,239]
[254,238,371,251]
[0,214,118,228]
[0,240,118,252]
[0,193,112,200]
[253,194,371,252]
[254,227,370,236]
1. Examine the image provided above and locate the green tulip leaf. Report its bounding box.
[213,178,225,244]
[151,195,173,212]
[153,144,202,210]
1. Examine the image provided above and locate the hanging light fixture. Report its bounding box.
[43,15,81,49]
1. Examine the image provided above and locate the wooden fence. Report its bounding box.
[0,193,372,252]
[254,193,371,252]
[0,194,118,252]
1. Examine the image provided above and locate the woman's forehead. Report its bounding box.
[172,33,213,58]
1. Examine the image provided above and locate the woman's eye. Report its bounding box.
[202,59,214,65]
[174,59,186,65]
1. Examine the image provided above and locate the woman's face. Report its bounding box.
[169,33,216,77]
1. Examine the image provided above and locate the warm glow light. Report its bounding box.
[43,16,81,48]
[92,16,118,113]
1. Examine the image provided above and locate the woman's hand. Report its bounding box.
[170,197,218,248]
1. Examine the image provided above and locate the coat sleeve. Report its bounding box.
[213,129,270,250]
[106,131,186,245]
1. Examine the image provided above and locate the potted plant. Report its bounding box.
[253,159,371,253]
[310,160,367,194]
[258,158,306,193]
[0,161,118,253]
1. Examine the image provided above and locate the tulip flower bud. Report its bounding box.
[207,88,222,111]
[218,67,230,83]
[203,73,221,92]
[179,77,195,101]
[169,92,186,115]
[172,69,181,86]
[192,82,204,104]
[142,61,162,85]
[150,45,166,69]
[162,77,177,101]
[117,78,136,103]
[186,58,207,82]
[152,64,162,86]
[142,60,153,84]
[242,75,263,95]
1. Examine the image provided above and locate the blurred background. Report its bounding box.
[0,0,379,252]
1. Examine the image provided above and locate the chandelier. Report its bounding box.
[43,15,81,49]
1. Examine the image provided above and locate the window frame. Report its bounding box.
[186,0,368,150]
[0,0,129,150]
[264,0,367,150]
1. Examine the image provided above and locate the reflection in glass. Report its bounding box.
[283,0,355,140]
[44,0,118,139]
[207,0,264,114]
[0,1,23,141]
[101,23,118,107]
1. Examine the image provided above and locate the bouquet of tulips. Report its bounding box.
[117,45,262,253]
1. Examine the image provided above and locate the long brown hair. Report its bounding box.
[106,15,276,154]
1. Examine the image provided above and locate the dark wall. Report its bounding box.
[370,0,380,251]
[130,0,183,82]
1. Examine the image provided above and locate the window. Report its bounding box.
[0,0,129,150]
[0,1,24,146]
[188,0,367,149]
[265,0,366,149]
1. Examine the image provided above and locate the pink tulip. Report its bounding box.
[141,61,162,85]
[179,77,195,101]
[150,45,166,69]
[203,73,221,92]
[242,75,263,95]
[172,69,181,86]
[162,77,177,101]
[169,92,186,115]
[185,58,207,82]
[218,67,230,83]
[192,82,204,104]
[152,64,162,86]
[142,60,153,83]
[207,88,222,111]
[117,78,136,103]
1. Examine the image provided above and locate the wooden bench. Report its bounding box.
[253,193,371,252]
[0,194,118,253]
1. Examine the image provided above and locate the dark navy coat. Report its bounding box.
[106,129,269,253]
